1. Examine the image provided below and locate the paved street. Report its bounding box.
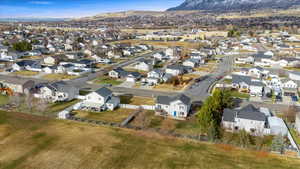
[184,55,234,101]
[66,50,162,89]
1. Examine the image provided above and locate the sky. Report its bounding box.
[0,0,184,18]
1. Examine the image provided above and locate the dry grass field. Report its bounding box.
[42,74,78,81]
[11,71,39,77]
[112,39,202,49]
[0,110,299,169]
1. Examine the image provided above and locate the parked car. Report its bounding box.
[291,96,298,102]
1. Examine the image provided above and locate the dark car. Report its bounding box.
[291,96,298,102]
[275,95,282,102]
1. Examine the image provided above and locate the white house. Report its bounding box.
[183,59,199,68]
[134,59,153,71]
[222,104,269,135]
[289,71,300,81]
[166,65,185,76]
[35,81,79,102]
[82,87,119,111]
[155,94,191,120]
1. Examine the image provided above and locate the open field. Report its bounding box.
[42,74,78,81]
[73,108,133,123]
[111,39,202,49]
[12,71,39,77]
[0,110,299,169]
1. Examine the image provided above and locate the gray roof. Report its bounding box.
[45,81,70,92]
[157,94,191,105]
[232,75,251,85]
[236,104,266,121]
[250,81,264,87]
[95,87,112,97]
[223,108,235,122]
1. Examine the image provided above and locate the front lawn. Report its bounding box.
[230,90,250,99]
[93,76,123,86]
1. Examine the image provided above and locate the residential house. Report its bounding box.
[248,67,269,79]
[109,67,128,78]
[222,104,269,135]
[126,72,142,83]
[235,56,254,64]
[0,78,35,94]
[12,60,42,72]
[166,65,187,76]
[183,59,199,68]
[232,75,264,96]
[289,71,300,81]
[82,87,120,111]
[155,94,191,120]
[153,52,167,61]
[35,81,79,102]
[147,69,164,79]
[281,79,298,97]
[254,52,274,67]
[134,59,154,71]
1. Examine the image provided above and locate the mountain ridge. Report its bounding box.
[168,0,300,11]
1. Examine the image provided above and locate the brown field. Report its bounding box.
[111,39,202,49]
[0,110,299,169]
[42,74,78,81]
[12,71,39,77]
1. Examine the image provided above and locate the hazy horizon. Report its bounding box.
[0,0,184,18]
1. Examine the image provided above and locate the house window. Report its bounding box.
[234,126,239,130]
[179,106,184,110]
[250,128,256,133]
[180,112,185,116]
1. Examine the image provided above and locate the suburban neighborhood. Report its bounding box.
[2,0,300,168]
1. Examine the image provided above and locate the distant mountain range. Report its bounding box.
[168,0,300,11]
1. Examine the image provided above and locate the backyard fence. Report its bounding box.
[119,104,155,110]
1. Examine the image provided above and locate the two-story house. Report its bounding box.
[155,94,191,120]
[82,87,120,111]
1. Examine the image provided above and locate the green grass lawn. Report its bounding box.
[230,91,250,99]
[0,110,299,169]
[93,76,123,86]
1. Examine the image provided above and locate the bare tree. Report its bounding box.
[24,94,34,112]
[283,105,297,123]
[9,95,22,108]
[36,99,49,116]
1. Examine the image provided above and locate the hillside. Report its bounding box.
[76,10,199,20]
[168,0,300,11]
[0,110,299,169]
